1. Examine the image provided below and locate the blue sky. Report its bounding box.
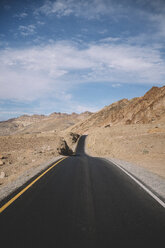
[0,0,165,120]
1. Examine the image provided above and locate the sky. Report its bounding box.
[0,0,165,120]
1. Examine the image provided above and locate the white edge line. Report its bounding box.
[108,159,165,209]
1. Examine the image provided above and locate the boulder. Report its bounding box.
[57,139,73,156]
[69,132,80,143]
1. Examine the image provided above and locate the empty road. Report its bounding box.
[0,136,165,247]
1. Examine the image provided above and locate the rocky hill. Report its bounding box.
[70,86,165,134]
[0,86,165,186]
[0,111,92,136]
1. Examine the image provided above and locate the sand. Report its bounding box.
[86,123,165,179]
[0,132,62,186]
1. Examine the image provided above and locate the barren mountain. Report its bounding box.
[0,111,92,136]
[0,111,91,186]
[70,86,165,134]
[67,86,165,178]
[0,86,165,186]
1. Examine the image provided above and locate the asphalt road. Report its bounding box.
[0,136,165,248]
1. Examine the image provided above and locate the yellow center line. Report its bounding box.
[0,157,67,214]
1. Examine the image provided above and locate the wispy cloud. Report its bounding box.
[73,104,98,113]
[14,12,28,19]
[4,5,11,11]
[100,37,121,43]
[112,83,121,88]
[0,40,164,104]
[35,0,118,19]
[149,14,165,38]
[0,36,8,47]
[18,24,36,36]
[35,0,165,21]
[0,0,165,120]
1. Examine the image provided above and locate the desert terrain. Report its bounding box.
[0,86,165,187]
[70,86,165,178]
[0,131,81,186]
[0,112,90,186]
[86,122,165,178]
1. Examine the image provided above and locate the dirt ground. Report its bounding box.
[0,132,64,186]
[0,122,165,187]
[86,122,165,179]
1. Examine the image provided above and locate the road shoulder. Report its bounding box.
[0,156,64,202]
[84,138,165,204]
[105,157,165,204]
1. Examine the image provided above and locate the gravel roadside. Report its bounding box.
[84,138,165,203]
[105,157,165,202]
[0,136,79,203]
[0,155,64,202]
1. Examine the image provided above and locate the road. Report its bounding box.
[0,135,165,247]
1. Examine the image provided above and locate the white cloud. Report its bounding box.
[0,41,165,103]
[73,104,98,113]
[14,12,28,19]
[112,83,121,88]
[37,21,45,25]
[35,0,117,19]
[0,66,50,101]
[18,25,36,36]
[100,37,121,43]
[149,14,165,38]
[34,0,165,30]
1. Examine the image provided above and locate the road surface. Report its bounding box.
[0,136,165,247]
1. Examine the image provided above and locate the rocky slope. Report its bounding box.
[86,123,165,178]
[0,111,92,136]
[0,131,80,185]
[70,86,165,134]
[0,111,90,186]
[1,86,165,186]
[68,86,165,178]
